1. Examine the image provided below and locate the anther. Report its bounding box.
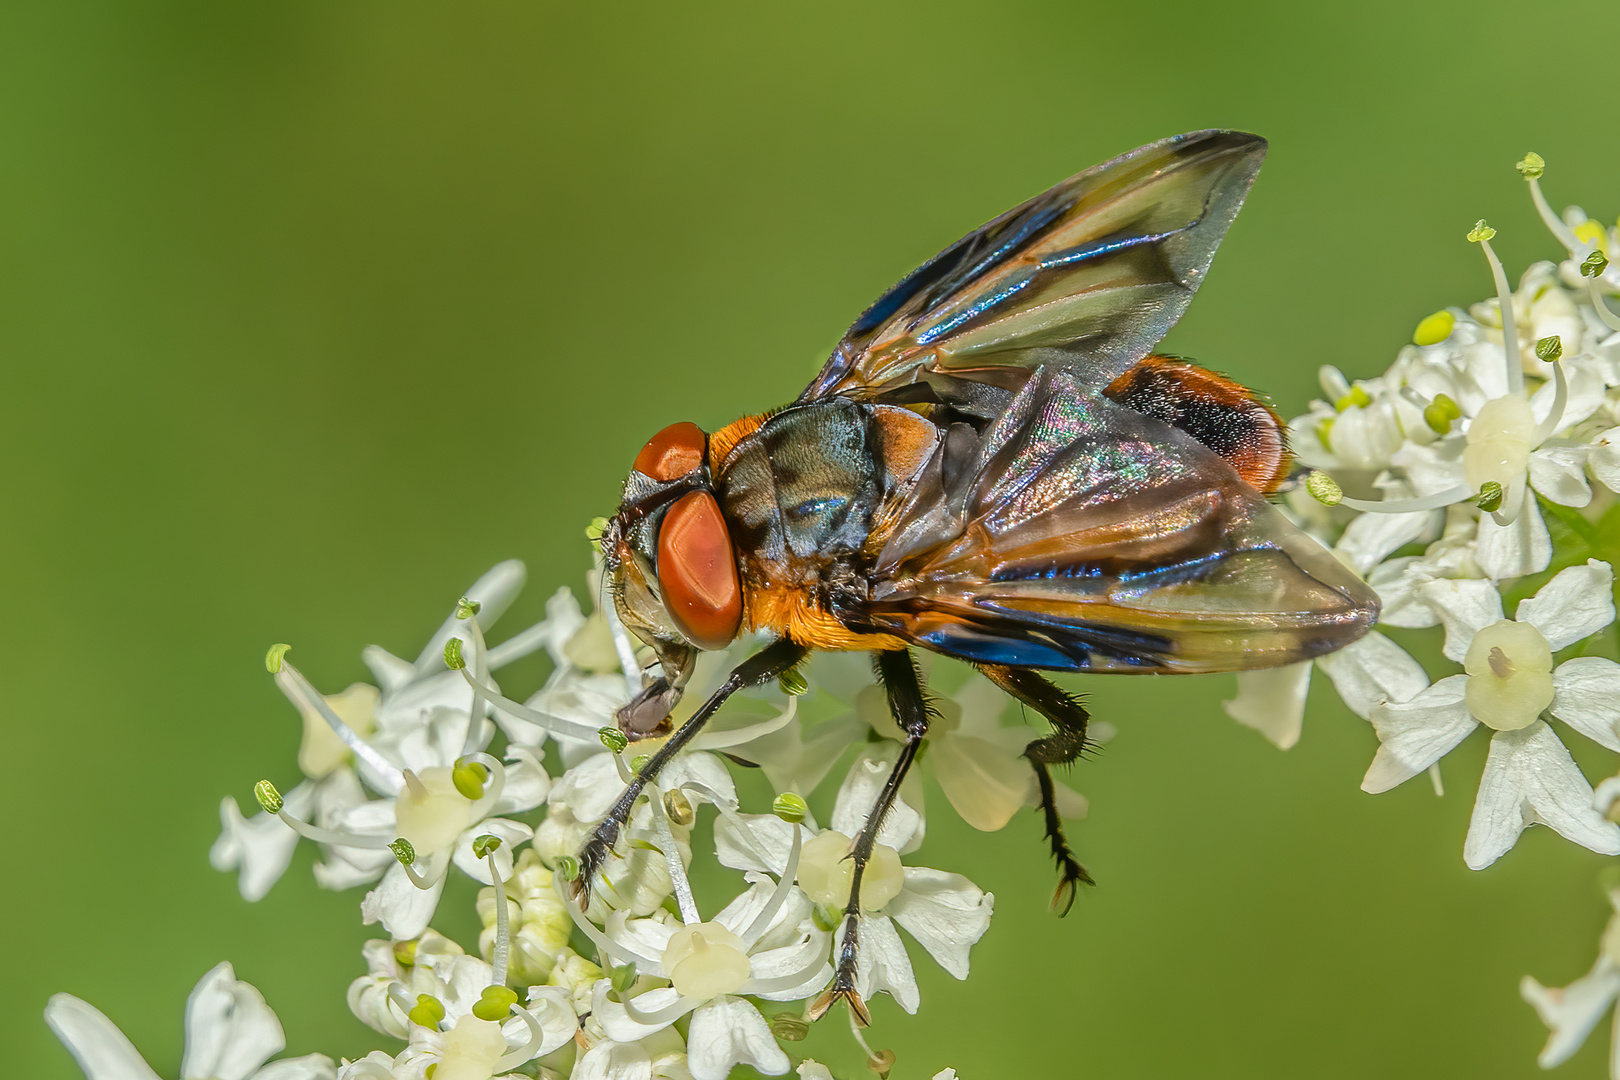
[778,668,809,696]
[471,985,519,1021]
[408,993,446,1028]
[1305,471,1343,507]
[455,597,482,620]
[264,643,291,674]
[663,790,695,827]
[773,792,809,824]
[1535,335,1563,362]
[444,637,465,671]
[1477,482,1504,513]
[598,727,628,754]
[389,838,417,865]
[770,1014,810,1042]
[254,779,283,814]
[452,760,490,800]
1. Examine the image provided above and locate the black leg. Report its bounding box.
[979,664,1095,915]
[810,649,934,1026]
[572,637,809,905]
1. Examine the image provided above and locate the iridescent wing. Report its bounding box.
[847,368,1378,673]
[800,130,1267,402]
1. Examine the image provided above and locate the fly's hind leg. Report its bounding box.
[809,648,933,1026]
[980,664,1094,915]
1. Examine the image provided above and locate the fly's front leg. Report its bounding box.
[572,637,808,905]
[810,648,933,1026]
[980,664,1094,914]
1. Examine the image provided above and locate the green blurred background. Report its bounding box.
[8,1,1620,1077]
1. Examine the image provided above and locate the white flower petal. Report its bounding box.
[449,818,529,884]
[44,994,163,1080]
[1221,663,1310,749]
[930,734,1037,830]
[253,1056,337,1080]
[1475,498,1552,580]
[180,963,285,1080]
[574,1039,653,1080]
[853,914,920,1014]
[797,1063,836,1080]
[1333,508,1440,574]
[1317,632,1430,719]
[1521,957,1620,1068]
[360,861,447,940]
[831,750,925,853]
[209,788,305,903]
[1552,657,1620,752]
[1368,557,1441,629]
[551,754,623,823]
[593,981,687,1042]
[714,812,800,876]
[1464,722,1620,870]
[1529,442,1593,507]
[1419,579,1505,662]
[1590,427,1620,492]
[888,868,993,979]
[684,998,789,1080]
[1517,559,1616,650]
[408,560,526,672]
[493,748,551,814]
[1363,676,1476,793]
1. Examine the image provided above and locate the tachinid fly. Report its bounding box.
[579,130,1379,1023]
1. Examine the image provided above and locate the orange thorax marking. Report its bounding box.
[743,578,907,652]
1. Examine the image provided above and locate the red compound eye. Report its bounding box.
[656,491,742,650]
[633,422,707,482]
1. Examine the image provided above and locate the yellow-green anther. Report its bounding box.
[1305,471,1343,507]
[424,1065,437,1080]
[1515,152,1545,179]
[1583,251,1610,278]
[454,597,482,620]
[264,643,291,674]
[389,838,417,865]
[393,939,419,968]
[472,834,501,860]
[770,1014,811,1042]
[452,759,489,800]
[773,792,809,824]
[585,516,610,541]
[1467,220,1496,243]
[1535,335,1563,362]
[471,985,519,1022]
[598,726,628,753]
[1413,310,1456,347]
[443,637,465,670]
[663,789,695,827]
[1334,385,1372,411]
[1478,482,1504,513]
[1423,403,1453,435]
[254,779,284,814]
[778,668,809,696]
[610,963,638,995]
[556,854,580,881]
[630,754,651,772]
[407,993,445,1028]
[811,904,839,932]
[1433,393,1462,420]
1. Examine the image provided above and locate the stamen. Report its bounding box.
[599,574,648,701]
[477,834,511,987]
[493,1004,548,1072]
[1338,485,1473,514]
[1583,252,1620,332]
[1428,763,1445,798]
[740,823,802,949]
[622,989,700,1026]
[1470,222,1524,396]
[457,668,609,742]
[1530,352,1569,444]
[553,870,661,967]
[688,697,799,751]
[254,779,392,848]
[454,602,492,756]
[648,779,701,926]
[1516,153,1580,252]
[275,661,403,793]
[389,839,443,890]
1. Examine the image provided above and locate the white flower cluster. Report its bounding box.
[1228,153,1620,1074]
[49,557,1003,1080]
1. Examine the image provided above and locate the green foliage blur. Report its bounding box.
[6,2,1618,1077]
